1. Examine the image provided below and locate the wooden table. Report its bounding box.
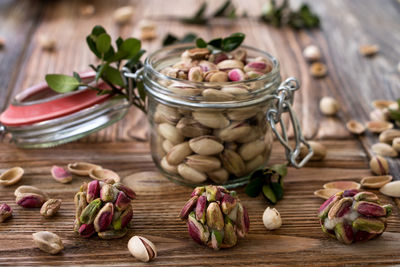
[0,0,399,265]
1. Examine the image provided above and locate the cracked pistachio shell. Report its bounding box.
[185,155,220,172]
[314,188,342,200]
[177,163,207,183]
[153,104,181,124]
[227,107,259,121]
[162,139,174,153]
[192,111,229,129]
[189,136,224,156]
[0,203,12,223]
[202,89,234,101]
[207,168,229,184]
[379,129,400,144]
[217,59,244,70]
[0,167,24,186]
[220,85,249,95]
[369,155,389,175]
[393,137,400,152]
[371,143,398,157]
[323,181,361,190]
[366,121,393,133]
[176,117,211,138]
[160,156,178,174]
[236,127,263,143]
[89,168,120,183]
[327,197,353,219]
[220,149,246,177]
[166,142,193,165]
[158,123,184,145]
[14,185,49,199]
[300,141,326,161]
[245,155,265,173]
[32,231,64,255]
[238,139,265,161]
[216,121,252,142]
[346,120,365,135]
[40,199,62,217]
[67,162,102,176]
[360,175,392,189]
[128,236,157,262]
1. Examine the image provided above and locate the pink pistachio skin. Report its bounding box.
[228,69,246,81]
[343,189,359,197]
[16,194,45,208]
[179,196,198,220]
[51,165,71,180]
[115,191,131,211]
[188,220,203,244]
[356,202,386,217]
[244,61,270,73]
[213,53,228,64]
[113,183,136,199]
[0,203,12,222]
[191,187,205,197]
[86,180,100,203]
[195,196,207,223]
[78,223,96,238]
[221,194,237,215]
[95,203,114,232]
[120,208,133,229]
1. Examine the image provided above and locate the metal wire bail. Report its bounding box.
[267,78,313,168]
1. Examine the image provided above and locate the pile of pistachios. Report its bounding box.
[154,47,274,185]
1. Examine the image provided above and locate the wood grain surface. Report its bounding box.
[0,0,399,265]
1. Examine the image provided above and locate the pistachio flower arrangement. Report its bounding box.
[318,189,392,244]
[74,180,136,239]
[179,185,250,250]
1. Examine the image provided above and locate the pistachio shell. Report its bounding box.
[379,129,400,144]
[14,185,49,199]
[323,181,361,190]
[176,117,211,138]
[89,168,120,183]
[68,162,102,176]
[346,120,365,135]
[360,175,392,189]
[0,167,24,186]
[226,107,259,121]
[372,100,396,109]
[300,141,326,161]
[366,121,393,133]
[379,181,400,197]
[189,136,224,156]
[153,104,181,124]
[314,188,342,200]
[238,139,265,161]
[177,163,207,183]
[371,143,398,157]
[162,139,174,153]
[185,155,221,172]
[192,111,229,129]
[160,156,178,174]
[220,85,249,95]
[202,89,234,101]
[217,59,244,70]
[245,154,265,173]
[166,142,193,165]
[207,168,229,184]
[216,121,252,142]
[369,155,389,175]
[158,123,184,144]
[319,97,339,115]
[393,137,400,152]
[369,108,389,122]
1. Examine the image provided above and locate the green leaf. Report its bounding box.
[262,184,277,204]
[136,80,146,101]
[270,164,287,177]
[86,25,108,59]
[124,49,145,71]
[120,38,141,58]
[271,182,284,201]
[95,63,109,82]
[208,38,222,49]
[221,33,245,51]
[245,170,264,197]
[162,33,198,47]
[213,0,232,17]
[163,34,179,46]
[116,37,123,49]
[73,72,81,83]
[102,66,124,87]
[45,74,80,93]
[180,2,208,25]
[96,33,111,54]
[196,38,207,48]
[180,33,198,43]
[91,25,106,36]
[194,2,207,18]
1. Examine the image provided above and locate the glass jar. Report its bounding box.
[126,44,312,188]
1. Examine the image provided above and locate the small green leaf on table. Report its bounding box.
[45,74,80,93]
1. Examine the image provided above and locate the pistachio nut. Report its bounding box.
[220,85,249,95]
[217,59,244,70]
[245,155,265,173]
[379,129,400,144]
[0,167,24,186]
[78,223,96,238]
[40,199,62,217]
[89,168,120,183]
[238,139,265,161]
[327,197,353,220]
[177,163,207,183]
[74,192,87,220]
[371,143,398,157]
[179,196,198,220]
[153,104,181,124]
[206,202,224,231]
[236,127,263,143]
[360,175,392,189]
[223,217,237,248]
[207,168,229,184]
[158,123,184,144]
[185,155,221,172]
[314,188,342,200]
[300,141,326,161]
[221,194,237,215]
[199,60,218,72]
[209,229,224,250]
[369,155,389,175]
[32,231,64,255]
[310,62,327,78]
[100,184,118,202]
[319,97,339,115]
[359,44,379,57]
[14,185,49,199]
[162,139,174,153]
[195,195,207,223]
[216,121,252,142]
[353,191,379,203]
[86,180,100,203]
[228,68,246,81]
[206,70,228,82]
[176,117,211,138]
[51,165,72,184]
[188,66,204,82]
[220,149,246,177]
[186,47,210,60]
[67,162,102,176]
[379,181,400,197]
[352,217,385,234]
[128,236,157,262]
[236,203,250,238]
[166,142,193,165]
[73,219,81,233]
[205,185,221,202]
[318,193,342,218]
[373,100,398,110]
[188,211,210,244]
[210,52,228,64]
[0,203,12,223]
[191,186,206,197]
[115,191,131,211]
[80,198,102,224]
[303,45,321,61]
[346,120,365,135]
[160,156,178,174]
[172,60,192,72]
[244,61,271,73]
[16,193,46,208]
[98,228,128,240]
[355,201,387,217]
[393,137,400,152]
[112,205,133,230]
[94,202,114,232]
[334,223,354,244]
[192,111,229,129]
[168,83,203,96]
[366,121,394,133]
[113,183,136,199]
[227,107,259,121]
[201,89,234,101]
[189,135,224,156]
[232,48,247,62]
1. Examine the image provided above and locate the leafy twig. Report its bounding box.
[162,33,198,47]
[195,33,245,52]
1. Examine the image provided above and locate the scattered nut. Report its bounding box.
[262,207,282,230]
[323,181,361,190]
[360,175,392,189]
[303,45,321,61]
[314,188,341,200]
[128,236,157,262]
[346,120,365,135]
[379,129,400,144]
[310,62,327,78]
[371,143,398,157]
[300,141,326,161]
[40,199,62,217]
[366,121,393,133]
[379,181,400,197]
[51,165,72,184]
[369,108,389,122]
[139,19,156,40]
[319,96,339,115]
[359,44,379,57]
[369,155,389,175]
[89,168,120,183]
[0,167,24,186]
[372,100,397,110]
[38,35,56,51]
[32,231,64,255]
[14,185,49,199]
[0,203,12,222]
[67,162,102,176]
[393,137,400,152]
[113,6,134,24]
[80,4,95,16]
